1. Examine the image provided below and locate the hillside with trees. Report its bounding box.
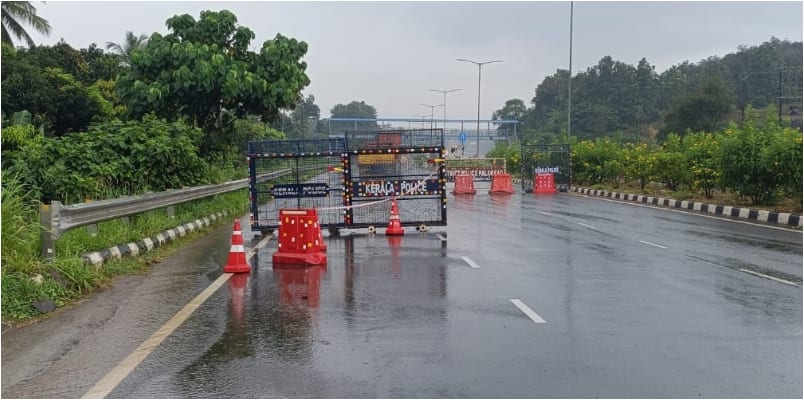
[501,38,802,145]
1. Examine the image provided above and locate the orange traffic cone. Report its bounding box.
[386,197,404,236]
[223,220,251,273]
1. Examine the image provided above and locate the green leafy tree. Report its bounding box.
[116,10,310,155]
[1,47,103,136]
[660,75,736,140]
[1,1,51,47]
[286,94,320,139]
[329,100,378,133]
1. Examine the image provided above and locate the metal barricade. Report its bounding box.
[249,130,447,233]
[520,144,571,192]
[249,139,347,234]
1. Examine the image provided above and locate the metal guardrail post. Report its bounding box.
[40,201,62,260]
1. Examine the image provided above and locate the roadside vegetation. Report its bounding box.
[490,105,802,214]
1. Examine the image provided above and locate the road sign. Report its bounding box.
[459,132,467,143]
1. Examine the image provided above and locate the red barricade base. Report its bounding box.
[489,173,515,194]
[273,209,328,266]
[452,174,477,194]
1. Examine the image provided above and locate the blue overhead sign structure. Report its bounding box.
[459,132,467,143]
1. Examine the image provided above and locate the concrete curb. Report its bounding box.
[82,211,230,267]
[570,187,802,229]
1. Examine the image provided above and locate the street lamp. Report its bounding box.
[457,58,503,156]
[419,103,444,130]
[429,88,461,135]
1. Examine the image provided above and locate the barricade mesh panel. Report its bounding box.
[520,144,571,192]
[250,152,345,231]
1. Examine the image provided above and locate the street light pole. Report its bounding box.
[420,103,444,130]
[457,58,503,157]
[429,88,462,135]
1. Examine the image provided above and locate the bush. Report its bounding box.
[719,108,781,205]
[683,132,721,198]
[7,116,209,203]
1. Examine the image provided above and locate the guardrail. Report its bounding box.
[39,169,291,260]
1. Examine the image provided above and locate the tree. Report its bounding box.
[660,75,735,140]
[329,100,378,133]
[492,98,527,130]
[1,44,105,136]
[287,94,320,139]
[105,31,148,66]
[1,1,50,48]
[116,10,310,156]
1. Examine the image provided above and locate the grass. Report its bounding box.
[1,188,249,325]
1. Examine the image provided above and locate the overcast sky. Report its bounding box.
[26,1,803,123]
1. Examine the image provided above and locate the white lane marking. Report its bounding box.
[577,222,596,230]
[738,269,800,287]
[589,196,800,233]
[83,233,274,399]
[538,211,553,216]
[461,256,480,269]
[639,240,668,249]
[436,233,447,241]
[510,299,546,323]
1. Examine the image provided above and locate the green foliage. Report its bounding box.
[622,142,654,191]
[521,38,801,142]
[764,125,803,201]
[651,133,688,191]
[570,138,624,186]
[1,172,40,274]
[1,1,51,48]
[660,75,735,140]
[719,116,775,204]
[7,116,208,203]
[1,51,104,136]
[683,132,721,198]
[116,10,310,156]
[1,187,248,323]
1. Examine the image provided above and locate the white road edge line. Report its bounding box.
[461,256,480,269]
[510,299,546,323]
[577,222,596,229]
[639,240,668,249]
[738,269,800,287]
[83,233,274,399]
[538,211,552,216]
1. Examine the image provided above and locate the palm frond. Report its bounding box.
[1,1,51,47]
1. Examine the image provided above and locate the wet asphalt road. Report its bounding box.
[2,191,801,398]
